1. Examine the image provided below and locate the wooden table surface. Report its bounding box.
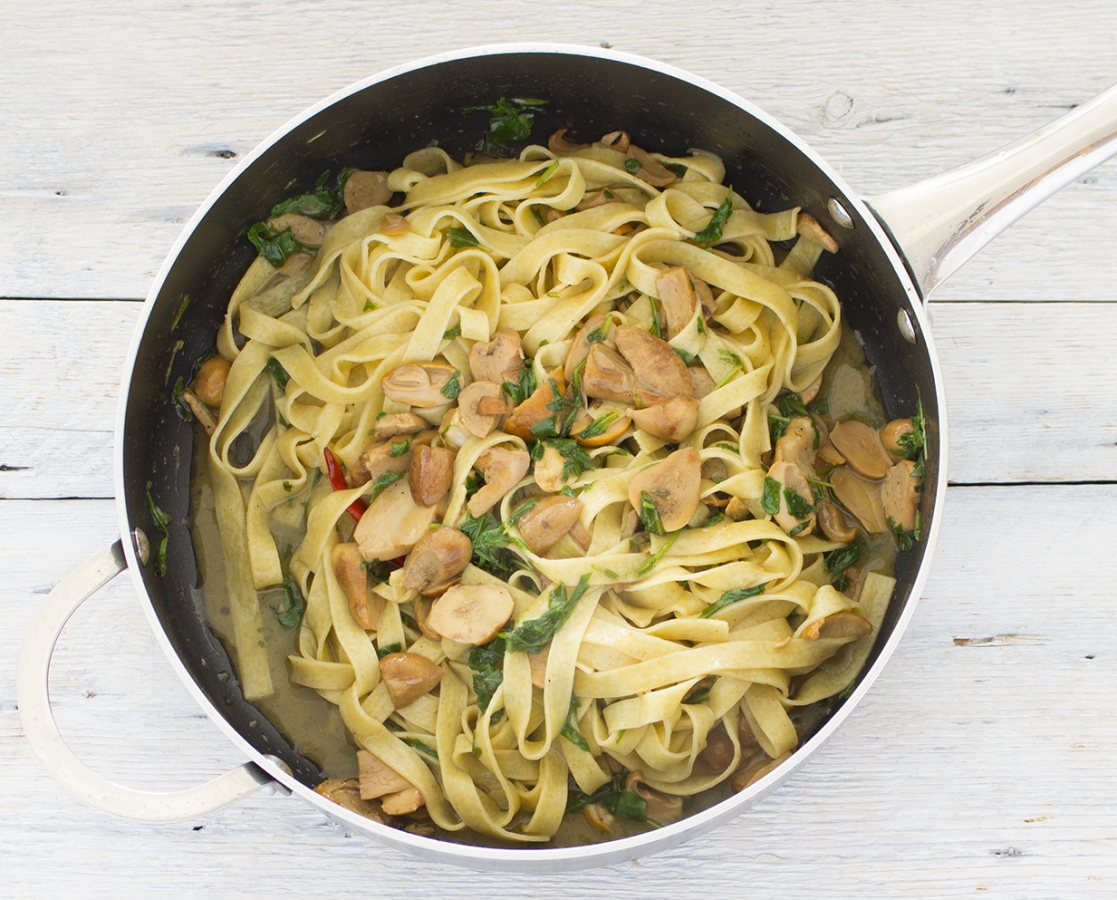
[4,2,1117,896]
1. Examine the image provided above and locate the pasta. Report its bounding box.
[191,124,921,844]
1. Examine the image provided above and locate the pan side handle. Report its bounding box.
[866,82,1117,299]
[17,540,284,823]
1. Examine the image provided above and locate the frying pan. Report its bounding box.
[18,44,1117,872]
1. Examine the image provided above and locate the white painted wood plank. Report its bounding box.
[3,298,1114,499]
[4,486,1115,895]
[2,0,1117,301]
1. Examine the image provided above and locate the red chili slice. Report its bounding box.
[322,446,369,522]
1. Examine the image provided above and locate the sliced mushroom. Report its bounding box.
[548,128,589,153]
[654,267,697,339]
[625,771,684,822]
[816,499,858,544]
[380,213,410,235]
[583,342,636,403]
[725,496,748,521]
[408,445,453,508]
[266,213,327,248]
[688,364,716,399]
[457,381,507,438]
[180,388,217,436]
[614,325,693,405]
[352,436,417,488]
[625,145,676,188]
[597,130,630,152]
[373,412,429,443]
[628,396,700,443]
[357,749,412,800]
[829,465,888,533]
[569,520,591,551]
[401,526,472,595]
[344,170,392,215]
[528,645,549,689]
[412,596,441,641]
[382,362,460,408]
[773,416,819,479]
[801,609,873,640]
[767,460,816,537]
[469,331,524,386]
[380,786,424,816]
[692,275,717,319]
[427,583,514,645]
[881,458,920,532]
[331,541,384,630]
[467,447,531,517]
[796,212,839,253]
[575,190,620,212]
[532,444,568,493]
[584,802,615,833]
[816,440,846,467]
[191,355,231,408]
[697,723,736,773]
[378,652,444,708]
[731,751,793,792]
[798,372,824,406]
[314,778,389,822]
[627,447,702,532]
[354,478,441,561]
[881,417,915,457]
[564,314,609,382]
[829,420,892,481]
[504,368,566,438]
[516,494,584,555]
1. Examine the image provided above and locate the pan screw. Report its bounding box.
[132,528,150,565]
[897,309,918,344]
[827,198,854,229]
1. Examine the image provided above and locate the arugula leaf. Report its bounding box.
[548,438,596,480]
[824,543,861,573]
[777,392,809,420]
[247,221,315,267]
[369,470,403,501]
[638,491,666,536]
[560,693,590,751]
[469,636,506,716]
[899,394,928,480]
[634,530,679,578]
[463,97,548,158]
[507,496,540,525]
[144,480,171,577]
[276,575,306,628]
[448,227,481,249]
[502,360,537,407]
[693,192,733,243]
[441,369,462,399]
[460,509,517,579]
[266,356,290,391]
[700,584,765,618]
[566,770,647,822]
[761,476,782,516]
[502,574,591,654]
[577,412,619,441]
[171,376,193,421]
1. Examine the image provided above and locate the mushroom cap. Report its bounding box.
[469,330,524,385]
[767,460,816,536]
[614,325,693,405]
[582,342,635,403]
[628,396,700,443]
[627,447,702,532]
[378,652,444,708]
[516,494,584,556]
[457,380,507,438]
[829,420,892,481]
[427,583,515,645]
[400,526,472,594]
[829,465,887,533]
[344,170,392,215]
[467,447,531,517]
[381,362,459,408]
[354,478,441,561]
[191,355,231,408]
[408,444,454,508]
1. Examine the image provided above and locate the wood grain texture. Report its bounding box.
[1,0,1117,301]
[4,298,1115,499]
[4,487,1115,897]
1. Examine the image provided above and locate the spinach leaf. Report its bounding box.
[566,770,647,822]
[463,97,548,158]
[662,161,689,178]
[577,411,619,441]
[502,360,537,406]
[448,227,481,249]
[560,694,590,751]
[700,584,765,618]
[276,575,306,628]
[144,480,171,577]
[502,574,591,654]
[624,158,642,175]
[761,476,782,515]
[638,490,666,536]
[460,509,517,579]
[441,369,462,399]
[266,356,290,391]
[547,438,596,480]
[270,168,354,220]
[376,642,402,659]
[824,543,861,573]
[693,192,733,243]
[469,636,506,715]
[247,221,315,267]
[784,486,814,519]
[369,470,403,501]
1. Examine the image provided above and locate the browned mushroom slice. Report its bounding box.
[692,275,717,319]
[796,212,839,253]
[400,527,472,594]
[881,458,920,532]
[597,130,631,152]
[373,412,429,443]
[378,652,444,708]
[773,416,819,479]
[803,609,873,640]
[191,355,231,408]
[331,542,384,630]
[627,447,702,532]
[880,417,915,457]
[583,342,636,403]
[266,213,327,248]
[344,170,392,215]
[688,364,716,399]
[352,437,416,488]
[382,362,460,408]
[504,368,566,438]
[767,460,816,537]
[614,325,693,406]
[457,381,507,438]
[357,749,413,800]
[427,583,514,645]
[408,445,454,508]
[697,723,735,773]
[584,802,615,833]
[798,372,824,406]
[575,190,621,212]
[829,465,887,533]
[468,330,524,385]
[563,314,609,382]
[574,401,631,448]
[412,596,441,641]
[625,771,684,823]
[314,778,389,822]
[354,479,441,561]
[816,499,858,544]
[816,440,846,467]
[381,786,424,816]
[625,145,676,188]
[731,751,793,792]
[829,420,892,481]
[179,389,217,436]
[467,447,531,517]
[654,267,697,339]
[528,645,549,689]
[628,396,700,443]
[516,495,584,555]
[548,128,589,153]
[380,213,410,235]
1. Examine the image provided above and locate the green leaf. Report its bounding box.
[443,323,462,341]
[777,392,809,420]
[507,496,540,525]
[276,575,306,628]
[448,226,481,249]
[403,737,439,760]
[502,361,537,407]
[369,470,403,501]
[761,476,782,515]
[662,161,688,178]
[502,575,591,654]
[441,369,462,399]
[700,584,765,618]
[577,412,619,441]
[460,509,516,579]
[560,694,590,751]
[566,770,647,822]
[548,438,596,481]
[784,486,814,519]
[634,530,679,578]
[535,159,560,187]
[824,543,861,573]
[469,636,506,716]
[638,491,666,536]
[889,517,914,551]
[625,158,642,175]
[389,439,411,458]
[463,97,548,158]
[247,222,315,267]
[170,294,190,330]
[171,376,193,422]
[376,642,402,659]
[269,168,352,220]
[144,480,171,577]
[693,192,733,243]
[266,357,290,391]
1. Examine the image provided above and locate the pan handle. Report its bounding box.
[17,540,285,823]
[866,82,1117,299]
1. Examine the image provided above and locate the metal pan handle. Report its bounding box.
[867,82,1117,299]
[17,540,281,822]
